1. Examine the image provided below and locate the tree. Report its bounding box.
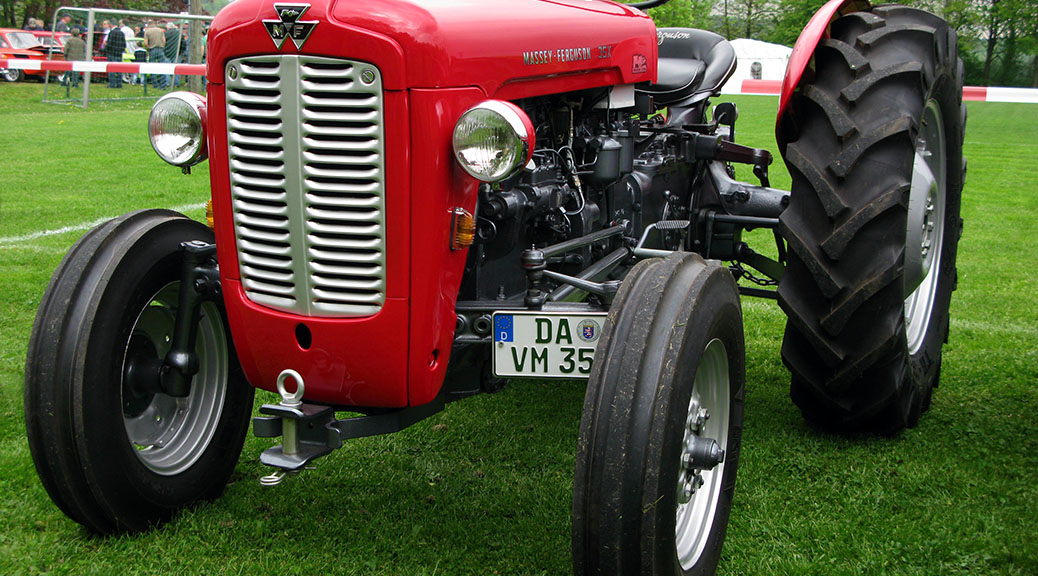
[734,0,776,39]
[767,0,824,46]
[2,0,188,30]
[646,0,716,29]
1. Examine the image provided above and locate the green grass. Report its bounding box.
[1,81,1035,575]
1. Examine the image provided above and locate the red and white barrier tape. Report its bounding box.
[0,59,204,76]
[3,60,1037,102]
[722,79,1038,103]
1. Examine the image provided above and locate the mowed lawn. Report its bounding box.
[0,82,1034,575]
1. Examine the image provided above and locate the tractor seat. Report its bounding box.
[638,28,737,107]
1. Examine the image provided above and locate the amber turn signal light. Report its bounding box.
[451,207,475,250]
[206,199,215,229]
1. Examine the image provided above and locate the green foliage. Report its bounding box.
[2,0,223,29]
[646,0,1037,87]
[765,0,822,46]
[647,0,716,29]
[0,82,1035,575]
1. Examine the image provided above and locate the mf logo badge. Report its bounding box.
[263,3,317,50]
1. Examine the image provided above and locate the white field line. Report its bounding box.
[0,203,206,247]
[742,299,1036,338]
[950,318,1038,339]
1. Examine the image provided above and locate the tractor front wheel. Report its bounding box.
[24,210,254,533]
[573,253,745,575]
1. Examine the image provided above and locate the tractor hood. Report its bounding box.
[208,0,657,97]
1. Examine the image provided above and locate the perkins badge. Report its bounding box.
[263,3,317,50]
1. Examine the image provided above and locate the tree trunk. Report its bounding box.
[999,22,1017,86]
[744,0,753,38]
[983,0,999,85]
[188,0,204,94]
[723,0,732,40]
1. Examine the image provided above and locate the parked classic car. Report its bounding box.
[0,28,47,81]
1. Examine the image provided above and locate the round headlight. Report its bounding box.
[452,100,534,182]
[149,92,208,167]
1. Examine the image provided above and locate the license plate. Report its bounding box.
[492,311,608,378]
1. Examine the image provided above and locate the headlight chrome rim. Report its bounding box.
[452,100,534,182]
[149,91,208,168]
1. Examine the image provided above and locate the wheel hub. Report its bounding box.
[675,338,730,570]
[121,283,228,475]
[904,100,947,354]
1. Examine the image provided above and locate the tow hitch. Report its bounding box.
[253,370,444,486]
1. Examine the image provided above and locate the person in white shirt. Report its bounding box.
[119,19,139,84]
[119,20,134,41]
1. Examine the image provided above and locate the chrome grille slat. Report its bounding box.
[228,104,282,119]
[227,55,385,317]
[302,108,379,121]
[301,93,377,105]
[307,206,380,221]
[305,192,380,207]
[234,187,287,202]
[227,91,281,104]
[302,151,379,165]
[304,180,380,194]
[303,165,380,179]
[228,118,284,133]
[229,132,285,147]
[238,238,291,256]
[303,138,379,151]
[230,145,285,161]
[230,172,286,188]
[307,220,381,235]
[231,159,285,175]
[308,235,381,250]
[233,199,289,218]
[235,211,289,227]
[302,124,380,137]
[238,227,290,244]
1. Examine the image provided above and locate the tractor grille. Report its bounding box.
[225,55,385,317]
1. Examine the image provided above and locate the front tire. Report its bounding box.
[776,5,965,433]
[3,68,23,82]
[24,210,254,533]
[573,253,745,575]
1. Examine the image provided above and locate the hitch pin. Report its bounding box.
[259,370,307,487]
[260,465,316,487]
[276,369,304,455]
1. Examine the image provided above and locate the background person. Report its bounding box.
[164,22,180,88]
[63,28,86,87]
[143,21,168,89]
[120,20,138,84]
[100,20,111,49]
[119,19,134,41]
[104,24,125,88]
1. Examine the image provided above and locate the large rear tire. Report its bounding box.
[573,253,745,575]
[776,5,965,433]
[24,210,254,533]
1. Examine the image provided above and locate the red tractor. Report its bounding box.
[25,0,964,573]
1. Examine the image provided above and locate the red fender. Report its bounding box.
[776,0,871,146]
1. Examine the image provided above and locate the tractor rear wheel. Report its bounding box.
[24,210,254,533]
[573,253,745,575]
[776,5,965,433]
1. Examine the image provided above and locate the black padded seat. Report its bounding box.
[638,28,737,107]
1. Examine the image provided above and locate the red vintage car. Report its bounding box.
[30,30,71,57]
[0,28,47,82]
